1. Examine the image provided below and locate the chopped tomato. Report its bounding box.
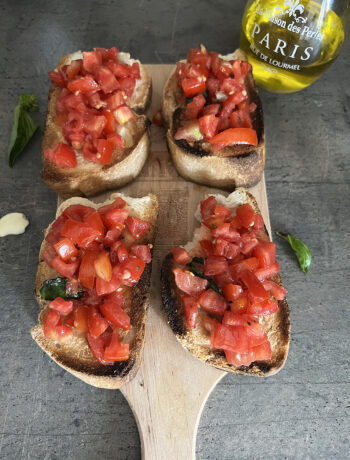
[251,341,272,361]
[185,94,206,120]
[125,216,150,239]
[229,257,260,280]
[85,212,104,240]
[103,328,129,362]
[204,256,229,276]
[198,289,227,316]
[230,293,249,313]
[103,227,123,247]
[63,204,95,222]
[78,249,99,289]
[102,110,116,134]
[61,219,100,248]
[105,91,126,110]
[254,262,280,281]
[224,350,252,367]
[107,133,126,148]
[44,310,73,341]
[73,305,89,332]
[98,197,126,214]
[88,305,109,338]
[67,75,100,94]
[247,299,279,316]
[113,105,135,124]
[92,139,114,165]
[118,257,146,286]
[222,312,259,328]
[212,223,240,243]
[240,270,269,301]
[253,242,276,269]
[111,241,128,263]
[43,142,77,169]
[118,77,136,97]
[83,51,102,72]
[263,280,287,300]
[48,70,66,87]
[198,114,219,139]
[96,265,121,296]
[200,239,213,257]
[130,244,152,264]
[209,128,258,148]
[236,204,256,228]
[200,196,217,221]
[181,77,206,98]
[100,295,131,330]
[181,294,199,329]
[94,251,112,282]
[54,238,78,262]
[253,214,264,231]
[170,247,192,265]
[173,268,208,297]
[202,104,220,116]
[96,66,120,94]
[87,331,113,365]
[49,297,73,315]
[222,283,243,303]
[174,120,203,142]
[101,208,129,230]
[50,256,79,279]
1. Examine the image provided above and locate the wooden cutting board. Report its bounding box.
[59,65,271,459]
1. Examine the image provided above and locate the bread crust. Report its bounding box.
[160,188,290,377]
[31,193,159,389]
[41,51,152,198]
[162,49,265,190]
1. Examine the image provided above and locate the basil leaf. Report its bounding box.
[8,94,39,167]
[187,258,222,295]
[40,277,84,300]
[275,231,311,274]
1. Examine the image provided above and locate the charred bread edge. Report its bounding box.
[160,188,290,377]
[31,193,159,389]
[162,49,265,190]
[41,51,152,198]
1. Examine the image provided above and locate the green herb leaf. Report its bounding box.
[275,231,311,274]
[187,258,222,295]
[40,277,84,300]
[8,94,39,167]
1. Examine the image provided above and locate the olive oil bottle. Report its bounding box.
[240,0,347,92]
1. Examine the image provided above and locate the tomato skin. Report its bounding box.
[67,75,100,94]
[43,142,77,169]
[118,257,146,286]
[73,305,89,332]
[78,249,99,290]
[204,256,229,276]
[198,289,227,316]
[88,305,109,338]
[125,216,150,239]
[263,280,287,300]
[253,242,276,269]
[49,297,73,315]
[209,128,258,148]
[50,256,79,279]
[87,331,114,365]
[170,247,192,265]
[182,77,206,97]
[222,283,243,303]
[173,268,208,297]
[181,294,199,329]
[54,238,78,262]
[100,294,131,330]
[240,270,269,301]
[103,328,129,362]
[61,219,100,249]
[130,244,152,264]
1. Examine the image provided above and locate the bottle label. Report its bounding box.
[250,0,326,73]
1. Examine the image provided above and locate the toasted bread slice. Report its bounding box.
[162,49,265,190]
[161,188,290,377]
[31,193,159,389]
[41,51,152,199]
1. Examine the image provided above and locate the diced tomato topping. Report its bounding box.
[198,114,219,139]
[67,75,100,94]
[78,249,99,289]
[240,270,269,301]
[73,305,89,332]
[181,77,206,98]
[96,66,120,94]
[230,293,249,313]
[103,328,129,362]
[236,204,256,228]
[209,128,258,148]
[253,242,276,269]
[230,257,260,280]
[222,283,243,303]
[254,262,280,281]
[181,294,199,329]
[118,257,146,286]
[113,105,135,124]
[49,297,73,315]
[247,299,279,316]
[43,142,77,169]
[125,216,150,239]
[85,212,104,240]
[263,280,287,300]
[103,227,123,247]
[173,268,208,297]
[204,256,229,276]
[198,289,227,316]
[185,94,206,119]
[130,244,152,264]
[94,251,112,282]
[222,312,258,327]
[101,208,129,230]
[200,239,214,257]
[83,51,102,72]
[200,196,217,221]
[88,305,109,338]
[50,256,79,279]
[44,309,73,341]
[202,104,220,116]
[63,204,95,222]
[105,91,126,110]
[107,132,126,148]
[96,264,121,296]
[54,238,78,262]
[61,219,100,248]
[100,293,131,330]
[87,331,113,365]
[170,247,192,265]
[49,70,66,87]
[212,223,240,243]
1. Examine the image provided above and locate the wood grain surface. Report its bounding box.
[63,64,271,459]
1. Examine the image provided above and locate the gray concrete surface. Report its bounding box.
[0,1,349,459]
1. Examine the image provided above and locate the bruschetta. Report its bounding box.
[41,47,152,198]
[32,192,159,389]
[161,188,290,376]
[162,46,265,190]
